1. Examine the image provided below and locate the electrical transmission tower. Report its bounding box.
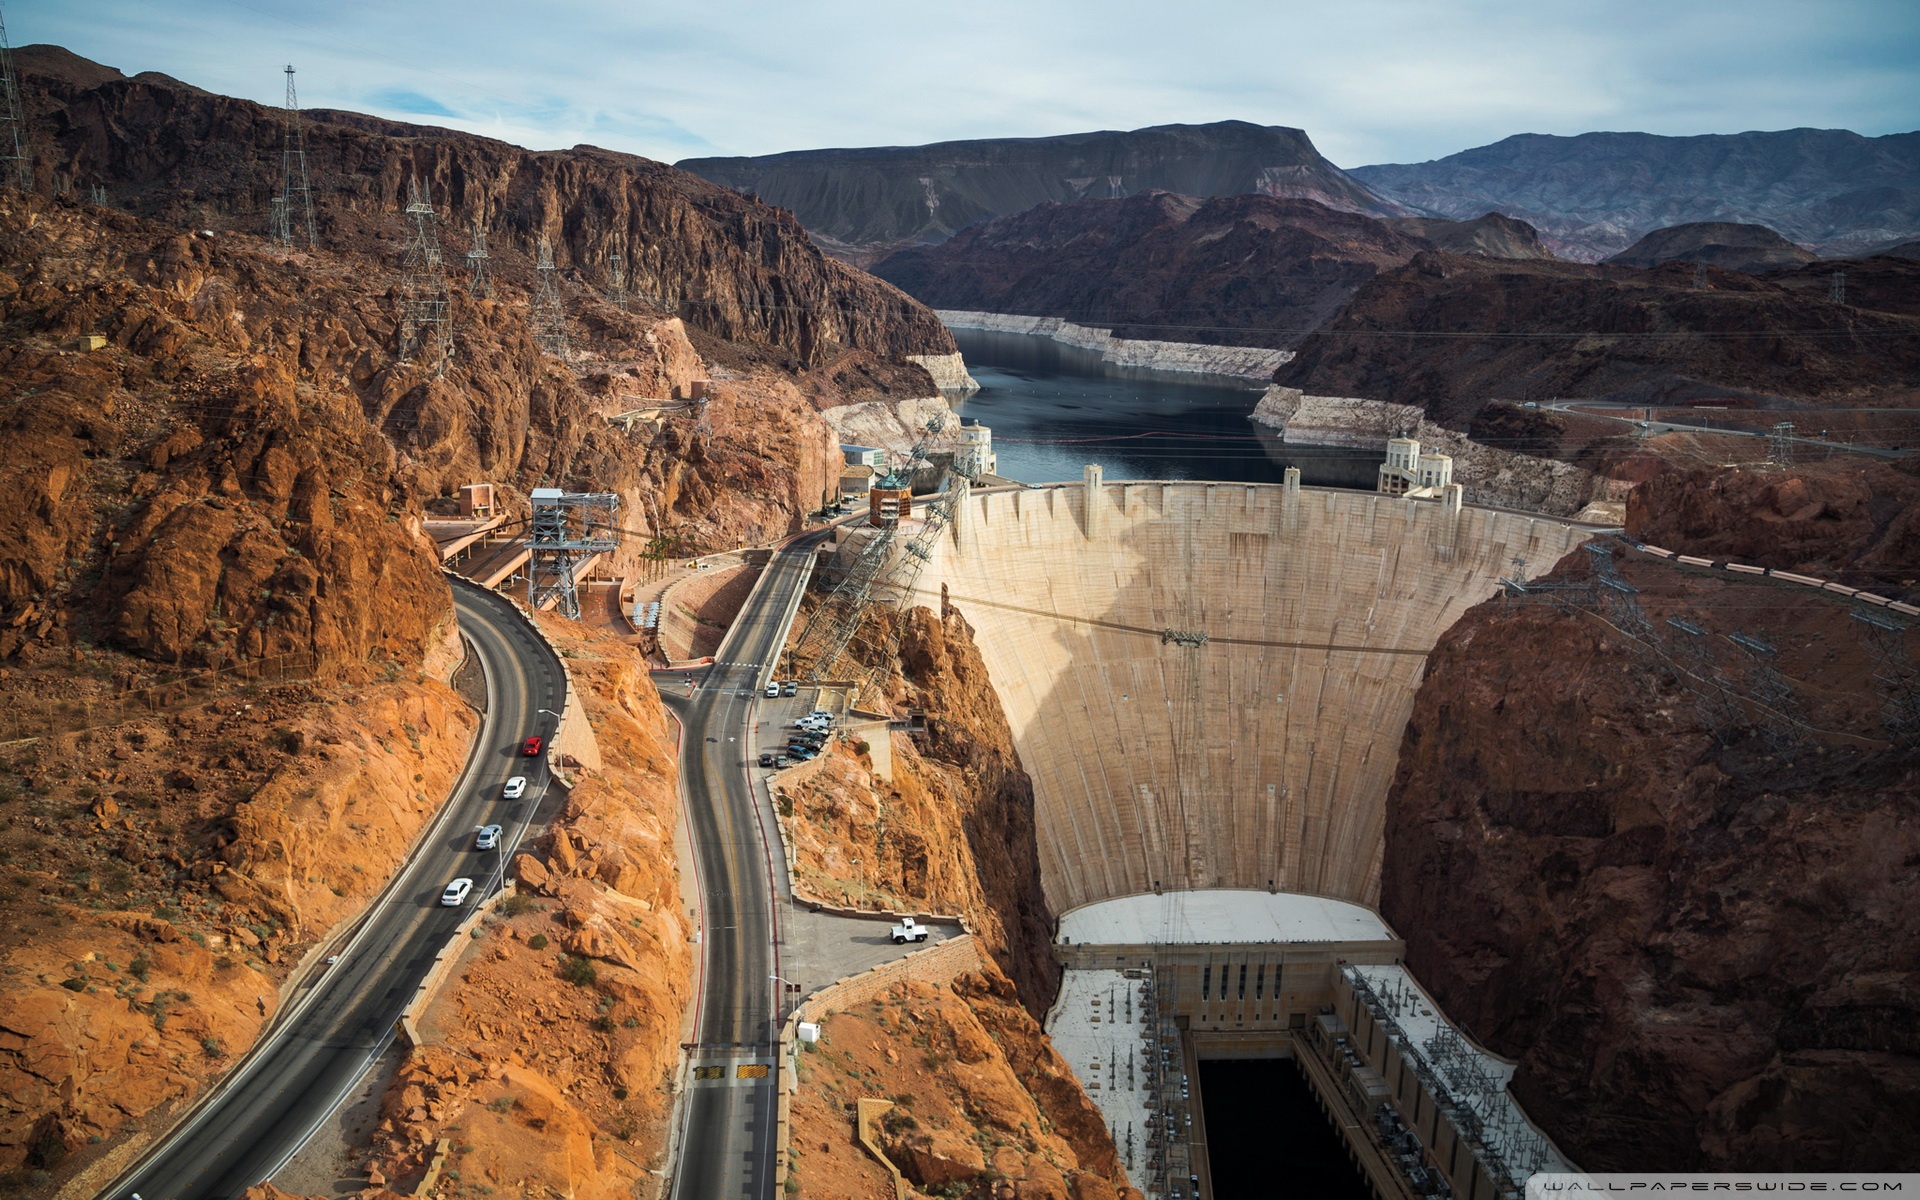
[1769,421,1796,467]
[1692,262,1707,291]
[528,489,619,619]
[607,251,628,310]
[0,5,30,191]
[1727,630,1803,753]
[465,219,492,298]
[396,175,452,374]
[531,235,569,358]
[1584,543,1653,641]
[1829,269,1847,305]
[273,66,317,248]
[787,417,955,686]
[1663,615,1744,741]
[1853,610,1919,738]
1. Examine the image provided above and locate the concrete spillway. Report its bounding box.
[923,479,1591,913]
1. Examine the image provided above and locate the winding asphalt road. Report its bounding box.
[664,534,825,1200]
[104,582,564,1200]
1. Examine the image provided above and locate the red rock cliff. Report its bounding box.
[1380,546,1920,1170]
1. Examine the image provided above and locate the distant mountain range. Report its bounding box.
[870,192,1537,348]
[678,121,1402,265]
[1351,129,1920,260]
[680,123,1920,266]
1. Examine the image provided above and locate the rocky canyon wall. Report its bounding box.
[1380,543,1920,1169]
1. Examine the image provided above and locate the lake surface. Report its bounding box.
[949,327,1383,487]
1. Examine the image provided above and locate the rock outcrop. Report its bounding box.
[1249,387,1615,516]
[1382,211,1555,259]
[365,617,691,1196]
[1276,252,1920,429]
[1380,542,1920,1170]
[1627,458,1920,598]
[778,605,1059,1012]
[789,966,1141,1200]
[679,119,1402,264]
[1351,128,1920,260]
[17,45,956,368]
[1604,221,1818,272]
[873,191,1431,349]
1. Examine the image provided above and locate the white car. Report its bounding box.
[502,776,527,800]
[765,682,779,698]
[440,877,474,906]
[474,824,503,851]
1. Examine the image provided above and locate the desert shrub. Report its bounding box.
[560,955,597,987]
[527,933,549,951]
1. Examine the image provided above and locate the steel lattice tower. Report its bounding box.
[465,219,492,298]
[1830,269,1847,305]
[1853,610,1919,738]
[0,5,30,191]
[1769,421,1796,467]
[607,251,628,310]
[531,235,568,358]
[528,489,619,619]
[396,176,451,374]
[274,66,317,248]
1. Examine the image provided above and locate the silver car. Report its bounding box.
[473,825,503,851]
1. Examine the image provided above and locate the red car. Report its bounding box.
[521,735,544,757]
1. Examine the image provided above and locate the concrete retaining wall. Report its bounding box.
[938,310,1293,381]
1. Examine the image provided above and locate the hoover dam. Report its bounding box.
[923,471,1590,912]
[909,470,1595,1199]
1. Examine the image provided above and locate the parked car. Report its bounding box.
[781,680,798,697]
[773,754,792,768]
[440,877,475,906]
[474,824,503,851]
[890,916,929,944]
[758,752,775,768]
[765,682,779,698]
[521,735,544,757]
[502,776,527,800]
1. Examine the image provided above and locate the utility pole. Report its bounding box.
[273,66,318,248]
[532,234,568,358]
[1829,269,1846,306]
[465,219,492,298]
[0,4,31,191]
[397,175,451,375]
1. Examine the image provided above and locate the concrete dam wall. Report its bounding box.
[921,480,1591,913]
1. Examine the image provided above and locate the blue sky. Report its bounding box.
[13,0,1919,167]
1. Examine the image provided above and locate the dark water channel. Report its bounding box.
[949,327,1384,487]
[1199,1059,1372,1200]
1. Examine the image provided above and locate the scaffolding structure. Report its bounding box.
[272,66,317,248]
[532,235,568,358]
[527,489,619,619]
[396,176,451,374]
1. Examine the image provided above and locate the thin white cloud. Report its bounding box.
[12,0,1918,166]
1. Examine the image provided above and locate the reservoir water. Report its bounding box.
[949,327,1383,488]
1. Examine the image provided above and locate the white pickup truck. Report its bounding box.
[890,916,929,945]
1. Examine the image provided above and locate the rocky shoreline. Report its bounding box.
[937,310,1294,381]
[1251,386,1622,519]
